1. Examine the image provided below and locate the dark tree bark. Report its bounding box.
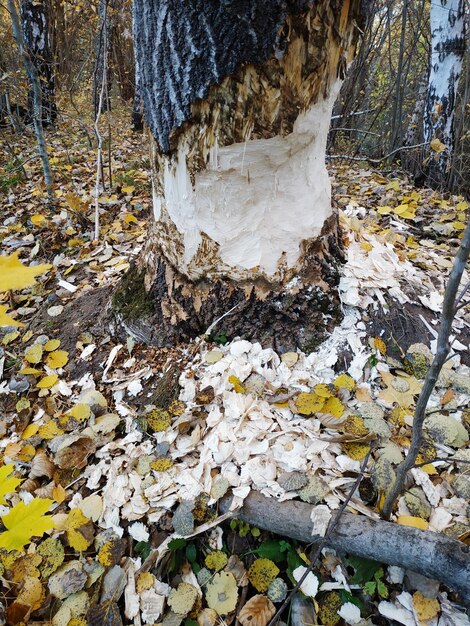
[21,0,56,126]
[93,0,112,115]
[117,0,368,350]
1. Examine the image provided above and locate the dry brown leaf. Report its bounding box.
[238,595,276,626]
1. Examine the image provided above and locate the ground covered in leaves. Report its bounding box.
[0,111,469,626]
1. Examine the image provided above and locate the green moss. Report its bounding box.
[112,265,154,321]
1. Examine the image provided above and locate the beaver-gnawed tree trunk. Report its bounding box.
[117,0,367,351]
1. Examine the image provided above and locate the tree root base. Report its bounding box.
[112,217,344,352]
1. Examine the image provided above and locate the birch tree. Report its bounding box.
[122,0,367,350]
[423,0,466,187]
[21,0,56,125]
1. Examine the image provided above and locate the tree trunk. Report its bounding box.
[423,0,466,188]
[120,0,367,351]
[93,0,112,115]
[21,0,56,126]
[131,1,143,132]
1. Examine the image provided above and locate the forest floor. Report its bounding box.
[0,107,469,626]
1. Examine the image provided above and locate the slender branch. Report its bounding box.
[267,447,374,626]
[328,127,381,137]
[381,217,470,519]
[327,141,429,163]
[93,1,108,241]
[454,280,470,311]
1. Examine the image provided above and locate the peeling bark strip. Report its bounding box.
[221,492,470,602]
[423,0,466,187]
[127,0,367,348]
[21,0,56,125]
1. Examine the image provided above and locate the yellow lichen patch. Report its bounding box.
[97,541,119,567]
[169,400,186,416]
[314,383,334,398]
[318,592,342,626]
[37,537,64,577]
[147,408,172,432]
[151,458,174,472]
[136,572,154,593]
[374,337,387,355]
[205,551,228,572]
[413,592,440,621]
[342,442,370,460]
[247,559,280,592]
[342,415,368,437]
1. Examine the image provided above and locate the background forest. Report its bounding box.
[0,0,469,195]
[0,2,470,626]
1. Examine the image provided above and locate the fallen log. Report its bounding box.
[220,491,470,603]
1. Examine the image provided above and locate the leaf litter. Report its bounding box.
[0,119,469,625]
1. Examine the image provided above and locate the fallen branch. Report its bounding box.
[220,491,470,602]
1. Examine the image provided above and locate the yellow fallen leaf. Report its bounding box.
[397,515,428,530]
[0,253,51,292]
[0,464,23,505]
[22,423,39,439]
[18,367,43,376]
[413,591,440,621]
[67,403,91,421]
[52,484,67,504]
[65,508,93,551]
[44,339,61,351]
[0,305,24,328]
[0,498,55,551]
[228,375,246,393]
[121,186,135,194]
[45,350,69,369]
[25,344,43,364]
[453,221,466,231]
[334,374,355,391]
[123,214,138,223]
[377,206,392,215]
[2,330,20,344]
[16,575,44,610]
[31,214,47,227]
[295,392,325,415]
[430,137,446,153]
[314,384,333,398]
[17,444,35,462]
[38,421,63,439]
[37,374,59,389]
[360,242,373,252]
[385,180,400,191]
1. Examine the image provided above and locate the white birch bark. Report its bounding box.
[423,0,466,186]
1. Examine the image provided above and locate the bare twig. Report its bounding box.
[267,447,374,626]
[381,217,470,519]
[93,2,108,240]
[327,141,429,163]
